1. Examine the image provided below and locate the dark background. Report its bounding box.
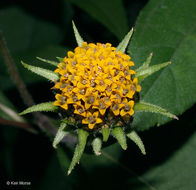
[0,0,195,190]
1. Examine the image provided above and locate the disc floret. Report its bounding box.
[20,22,178,175]
[54,42,141,129]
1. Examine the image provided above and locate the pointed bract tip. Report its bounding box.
[72,20,75,29]
[96,152,101,156]
[169,61,172,64]
[150,52,153,56]
[122,146,127,150]
[52,144,57,149]
[173,115,179,120]
[72,20,84,47]
[36,56,42,60]
[67,170,71,176]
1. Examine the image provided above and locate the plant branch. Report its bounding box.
[0,117,37,134]
[0,31,77,146]
[0,31,34,106]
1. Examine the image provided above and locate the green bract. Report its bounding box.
[20,21,178,175]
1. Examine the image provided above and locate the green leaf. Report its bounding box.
[72,21,84,47]
[129,0,196,131]
[0,103,23,122]
[127,131,196,190]
[136,52,153,72]
[111,127,127,150]
[21,61,59,82]
[53,123,69,149]
[68,129,89,175]
[0,7,63,54]
[0,92,24,121]
[19,102,58,115]
[36,57,58,67]
[116,28,133,53]
[67,0,128,39]
[38,152,73,190]
[136,61,171,82]
[134,101,178,120]
[92,137,102,156]
[80,143,123,173]
[56,147,71,174]
[61,118,75,126]
[56,57,64,62]
[1,45,65,90]
[101,125,110,142]
[0,7,64,90]
[127,131,146,155]
[16,45,67,87]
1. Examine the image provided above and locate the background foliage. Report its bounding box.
[0,0,196,189]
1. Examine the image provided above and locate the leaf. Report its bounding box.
[68,129,89,175]
[36,57,58,67]
[0,103,24,122]
[80,143,123,172]
[56,57,64,62]
[72,21,84,46]
[19,102,58,115]
[127,131,196,190]
[92,137,102,156]
[56,147,72,175]
[53,123,69,148]
[127,131,146,155]
[111,127,127,150]
[0,92,24,121]
[1,45,66,91]
[18,45,67,84]
[37,152,73,190]
[61,118,75,126]
[134,101,178,120]
[116,28,133,53]
[67,0,128,39]
[136,52,153,72]
[136,61,171,82]
[0,7,63,54]
[129,0,196,131]
[21,61,59,82]
[0,7,64,90]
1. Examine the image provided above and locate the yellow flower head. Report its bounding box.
[54,42,141,129]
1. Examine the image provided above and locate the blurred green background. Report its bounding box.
[0,0,196,189]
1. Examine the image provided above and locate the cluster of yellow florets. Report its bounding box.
[53,42,141,129]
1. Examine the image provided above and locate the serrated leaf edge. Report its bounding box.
[111,127,127,150]
[72,21,84,47]
[19,102,58,115]
[53,123,69,148]
[116,28,134,53]
[21,61,59,82]
[134,101,179,120]
[127,131,146,155]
